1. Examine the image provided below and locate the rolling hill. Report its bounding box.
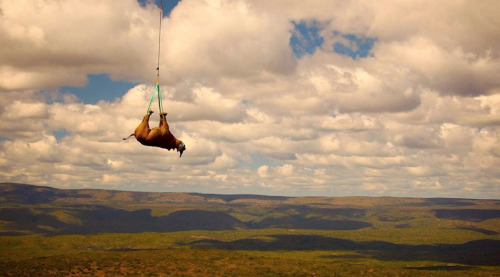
[1,182,499,236]
[1,182,500,275]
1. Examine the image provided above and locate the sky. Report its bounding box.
[0,0,499,199]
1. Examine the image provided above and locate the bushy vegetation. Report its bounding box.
[0,229,499,276]
[1,183,499,276]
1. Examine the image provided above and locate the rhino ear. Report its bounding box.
[178,142,185,157]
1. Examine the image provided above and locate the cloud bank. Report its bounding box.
[0,0,499,198]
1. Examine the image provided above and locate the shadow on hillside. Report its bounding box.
[0,206,372,235]
[433,209,500,222]
[0,206,244,234]
[189,234,500,266]
[249,215,371,230]
[189,193,290,202]
[405,198,478,207]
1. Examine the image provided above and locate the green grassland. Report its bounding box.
[1,229,499,276]
[1,183,499,276]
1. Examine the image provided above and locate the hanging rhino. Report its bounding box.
[124,110,186,157]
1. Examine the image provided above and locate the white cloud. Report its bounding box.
[257,165,268,178]
[375,36,500,96]
[0,0,499,198]
[162,0,296,82]
[167,86,246,122]
[3,101,49,119]
[0,0,158,90]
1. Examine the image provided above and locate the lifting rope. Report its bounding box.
[147,0,164,114]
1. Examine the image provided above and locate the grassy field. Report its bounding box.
[1,184,499,276]
[1,229,499,276]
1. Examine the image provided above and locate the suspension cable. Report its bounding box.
[148,0,164,114]
[156,0,163,78]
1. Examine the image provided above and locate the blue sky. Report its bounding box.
[0,0,499,198]
[138,0,181,16]
[290,20,324,58]
[61,74,138,104]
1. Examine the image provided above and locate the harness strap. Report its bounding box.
[146,0,164,115]
[157,78,163,114]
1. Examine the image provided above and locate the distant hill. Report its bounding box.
[1,182,499,236]
[0,183,288,205]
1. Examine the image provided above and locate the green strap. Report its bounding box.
[146,88,155,114]
[146,81,164,114]
[157,82,163,114]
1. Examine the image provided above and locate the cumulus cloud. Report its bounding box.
[0,0,499,198]
[162,0,296,82]
[0,0,158,90]
[375,37,500,96]
[367,0,500,97]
